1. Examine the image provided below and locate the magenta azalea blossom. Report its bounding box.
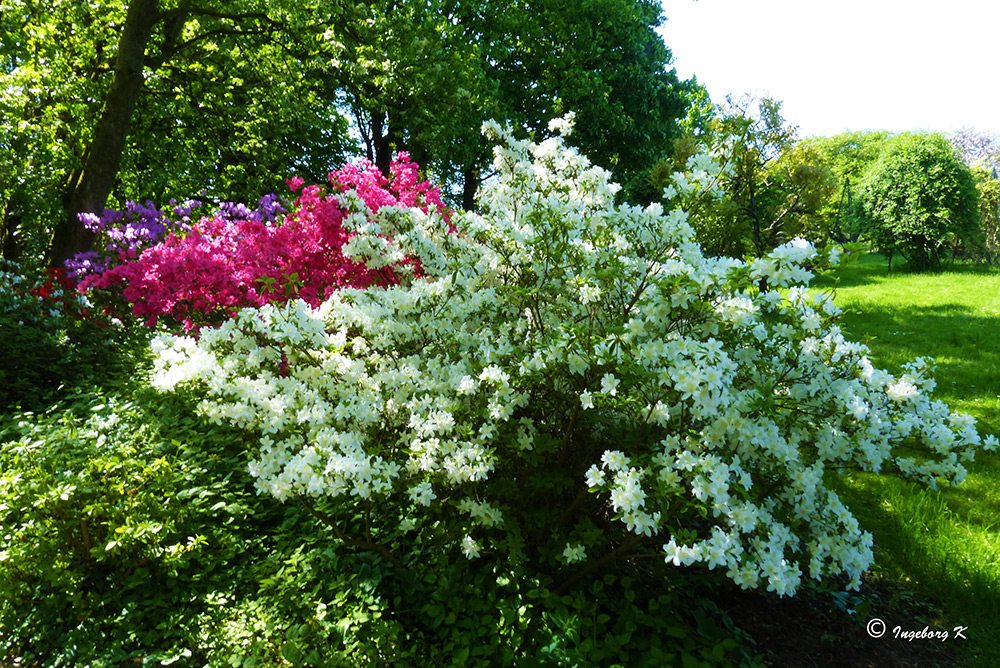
[80,154,450,331]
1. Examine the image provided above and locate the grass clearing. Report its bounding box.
[813,254,1000,666]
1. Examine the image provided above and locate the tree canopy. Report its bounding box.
[342,0,697,207]
[2,0,358,264]
[860,133,981,271]
[794,131,892,243]
[654,95,834,259]
[1,0,700,267]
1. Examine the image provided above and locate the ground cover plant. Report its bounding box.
[2,124,997,666]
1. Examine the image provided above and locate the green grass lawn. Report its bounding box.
[812,254,1000,666]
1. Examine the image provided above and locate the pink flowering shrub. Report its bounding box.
[81,154,448,330]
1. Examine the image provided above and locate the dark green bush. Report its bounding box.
[860,132,981,271]
[0,388,261,665]
[0,261,148,410]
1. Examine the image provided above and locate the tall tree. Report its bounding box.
[338,0,485,188]
[49,0,160,265]
[715,95,799,255]
[969,165,1000,264]
[653,95,835,258]
[860,132,981,271]
[340,0,695,208]
[499,0,690,200]
[2,0,124,261]
[3,0,356,267]
[5,0,698,266]
[709,95,832,256]
[794,131,892,243]
[949,129,1000,263]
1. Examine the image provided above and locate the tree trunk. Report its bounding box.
[1,205,24,262]
[368,108,405,178]
[370,110,392,178]
[47,0,160,267]
[462,165,479,211]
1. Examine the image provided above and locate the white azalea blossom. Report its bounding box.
[461,535,481,559]
[562,543,587,563]
[151,116,991,597]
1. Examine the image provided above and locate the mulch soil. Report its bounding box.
[722,578,965,668]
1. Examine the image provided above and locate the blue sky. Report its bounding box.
[658,0,1000,138]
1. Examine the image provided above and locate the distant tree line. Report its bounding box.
[653,95,991,272]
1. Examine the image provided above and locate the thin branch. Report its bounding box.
[551,486,590,532]
[557,399,582,468]
[555,533,644,595]
[166,26,276,57]
[181,7,278,26]
[296,494,403,568]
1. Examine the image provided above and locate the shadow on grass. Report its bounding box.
[803,254,1000,665]
[833,476,1000,667]
[812,254,893,290]
[812,253,1000,291]
[835,302,999,352]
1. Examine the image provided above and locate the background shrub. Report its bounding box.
[0,385,258,665]
[860,133,981,271]
[0,261,146,410]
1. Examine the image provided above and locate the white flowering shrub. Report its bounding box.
[151,120,995,598]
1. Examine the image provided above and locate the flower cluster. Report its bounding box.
[68,194,296,282]
[66,199,201,279]
[79,154,448,330]
[330,151,449,216]
[150,119,995,595]
[1,261,98,325]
